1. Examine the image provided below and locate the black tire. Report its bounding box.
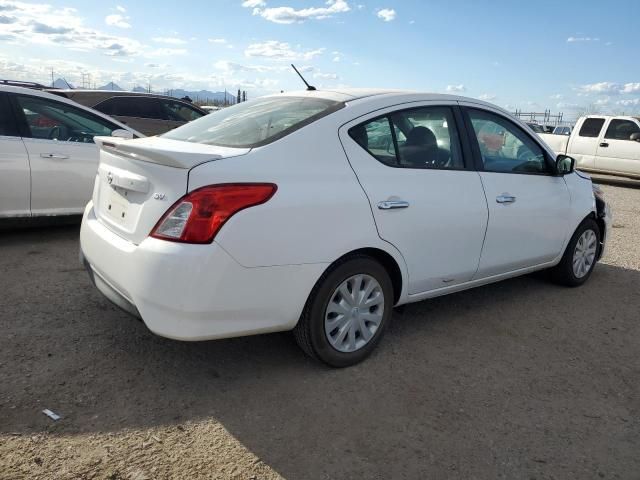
[293,255,394,367]
[550,218,600,287]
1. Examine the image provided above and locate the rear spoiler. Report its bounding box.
[94,136,250,169]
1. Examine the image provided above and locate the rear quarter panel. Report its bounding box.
[186,108,408,278]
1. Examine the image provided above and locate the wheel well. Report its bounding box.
[337,248,403,304]
[585,212,606,260]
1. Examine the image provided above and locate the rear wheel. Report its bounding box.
[550,218,600,286]
[293,256,394,367]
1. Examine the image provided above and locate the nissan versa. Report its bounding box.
[80,89,611,367]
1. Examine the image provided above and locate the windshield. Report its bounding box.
[163,96,343,148]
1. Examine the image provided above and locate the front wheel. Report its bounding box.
[293,256,394,367]
[550,218,600,287]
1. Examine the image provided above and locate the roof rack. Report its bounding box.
[0,79,51,89]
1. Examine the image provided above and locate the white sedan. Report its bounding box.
[0,84,140,219]
[80,89,611,367]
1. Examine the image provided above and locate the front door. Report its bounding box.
[595,118,640,176]
[340,103,488,294]
[0,93,30,217]
[463,106,571,278]
[570,117,606,170]
[14,94,119,215]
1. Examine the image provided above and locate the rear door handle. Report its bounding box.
[40,153,69,159]
[377,200,410,210]
[496,194,516,204]
[599,142,609,148]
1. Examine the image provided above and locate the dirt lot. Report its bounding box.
[1,177,639,480]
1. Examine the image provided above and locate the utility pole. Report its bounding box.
[50,68,54,87]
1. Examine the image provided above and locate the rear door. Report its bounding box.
[94,96,168,136]
[461,105,571,277]
[13,94,120,216]
[595,118,640,175]
[0,92,30,217]
[340,103,488,294]
[569,117,606,170]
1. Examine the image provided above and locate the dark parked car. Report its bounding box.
[47,90,207,136]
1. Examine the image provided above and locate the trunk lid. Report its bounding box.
[92,136,249,244]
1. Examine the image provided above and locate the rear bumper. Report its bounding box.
[80,202,328,341]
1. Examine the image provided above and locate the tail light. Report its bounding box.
[150,183,277,244]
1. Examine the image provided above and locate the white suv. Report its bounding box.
[80,89,611,367]
[0,83,140,220]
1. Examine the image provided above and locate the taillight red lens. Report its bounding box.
[150,183,277,244]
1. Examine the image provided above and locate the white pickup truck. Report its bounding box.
[538,115,640,178]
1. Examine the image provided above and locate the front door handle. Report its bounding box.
[599,142,609,148]
[496,194,516,204]
[40,153,69,159]
[377,200,410,210]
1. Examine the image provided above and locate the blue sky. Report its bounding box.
[1,0,639,118]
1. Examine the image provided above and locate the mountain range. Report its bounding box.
[50,78,235,103]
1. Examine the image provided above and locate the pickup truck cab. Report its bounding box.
[539,115,640,179]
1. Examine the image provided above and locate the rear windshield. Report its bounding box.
[162,96,344,148]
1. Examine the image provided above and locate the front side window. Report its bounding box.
[579,118,605,138]
[159,99,204,122]
[468,109,548,174]
[0,94,19,136]
[163,96,343,148]
[604,119,640,140]
[349,106,464,170]
[16,95,116,143]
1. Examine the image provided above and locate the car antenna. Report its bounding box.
[291,64,316,91]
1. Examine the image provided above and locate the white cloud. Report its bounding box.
[446,84,466,93]
[214,60,285,74]
[333,55,341,62]
[313,72,338,80]
[105,13,131,29]
[245,0,351,24]
[621,83,640,94]
[245,40,325,61]
[617,98,640,106]
[148,48,188,57]
[478,94,496,101]
[115,5,126,13]
[209,38,227,44]
[376,8,396,22]
[0,2,141,56]
[241,0,266,7]
[557,102,581,110]
[152,37,187,45]
[567,36,599,42]
[577,82,620,94]
[550,93,563,100]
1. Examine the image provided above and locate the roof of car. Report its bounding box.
[270,88,504,111]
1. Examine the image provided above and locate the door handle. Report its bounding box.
[40,153,69,159]
[599,142,609,148]
[496,194,516,204]
[377,200,410,210]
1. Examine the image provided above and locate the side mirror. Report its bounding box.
[556,154,575,175]
[630,132,640,142]
[111,128,134,140]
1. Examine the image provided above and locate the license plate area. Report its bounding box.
[104,185,131,224]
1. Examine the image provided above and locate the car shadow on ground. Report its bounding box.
[1,225,639,478]
[590,174,640,190]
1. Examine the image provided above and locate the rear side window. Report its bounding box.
[349,106,464,170]
[604,119,640,140]
[0,94,19,136]
[579,118,605,138]
[95,97,162,119]
[163,96,343,148]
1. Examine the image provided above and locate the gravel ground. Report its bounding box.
[1,178,639,480]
